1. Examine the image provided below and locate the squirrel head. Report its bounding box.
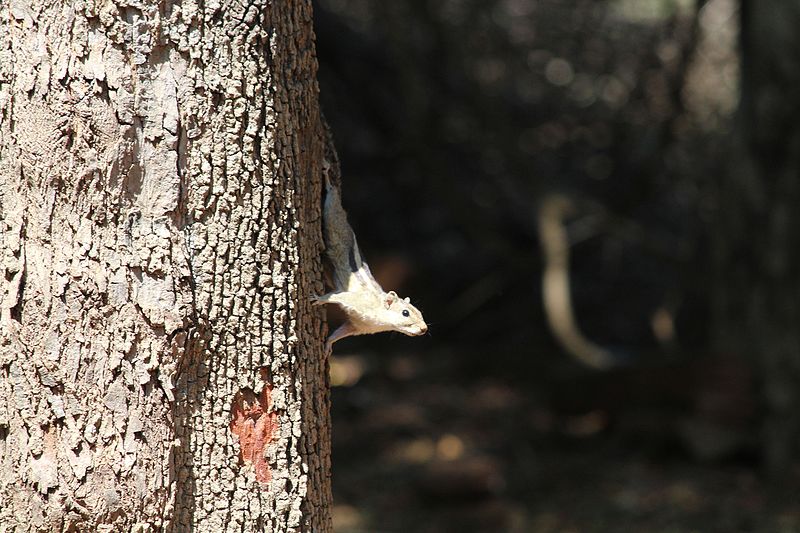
[379,291,427,337]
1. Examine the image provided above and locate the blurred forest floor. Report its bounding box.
[312,0,800,530]
[329,347,800,533]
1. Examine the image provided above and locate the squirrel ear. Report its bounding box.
[384,291,398,309]
[403,297,410,303]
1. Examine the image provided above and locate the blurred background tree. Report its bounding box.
[312,0,800,531]
[719,0,800,476]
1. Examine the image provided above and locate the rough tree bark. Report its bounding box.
[717,0,800,474]
[0,0,332,531]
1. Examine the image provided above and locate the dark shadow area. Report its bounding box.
[313,0,800,531]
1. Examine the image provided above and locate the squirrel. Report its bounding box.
[312,158,427,353]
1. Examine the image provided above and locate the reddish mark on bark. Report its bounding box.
[230,383,277,484]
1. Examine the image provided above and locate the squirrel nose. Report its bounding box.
[418,324,428,335]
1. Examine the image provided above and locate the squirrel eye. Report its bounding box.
[402,309,410,317]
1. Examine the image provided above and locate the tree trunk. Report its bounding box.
[0,0,332,531]
[717,0,800,474]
